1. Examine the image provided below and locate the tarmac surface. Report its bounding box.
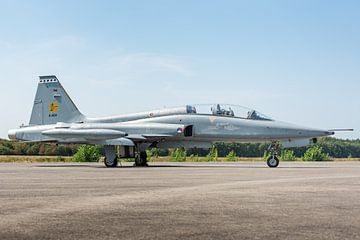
[0,161,360,240]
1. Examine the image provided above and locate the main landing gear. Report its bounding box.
[266,141,280,168]
[103,145,149,168]
[104,145,118,168]
[134,150,148,167]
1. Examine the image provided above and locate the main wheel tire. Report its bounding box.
[104,157,118,168]
[267,156,279,168]
[134,151,148,167]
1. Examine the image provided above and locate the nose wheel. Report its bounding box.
[267,155,279,168]
[266,141,280,168]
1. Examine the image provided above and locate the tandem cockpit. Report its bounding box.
[185,104,273,121]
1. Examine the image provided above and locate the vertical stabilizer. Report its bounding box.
[29,75,84,125]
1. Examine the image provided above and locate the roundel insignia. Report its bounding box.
[48,101,59,113]
[177,127,183,133]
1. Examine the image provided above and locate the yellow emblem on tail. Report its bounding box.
[48,101,59,113]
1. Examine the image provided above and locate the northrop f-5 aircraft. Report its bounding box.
[8,75,349,168]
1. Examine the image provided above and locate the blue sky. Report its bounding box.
[0,0,359,139]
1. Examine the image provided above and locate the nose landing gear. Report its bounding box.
[267,155,279,168]
[266,142,280,168]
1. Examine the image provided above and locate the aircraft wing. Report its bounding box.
[92,133,179,146]
[34,122,186,146]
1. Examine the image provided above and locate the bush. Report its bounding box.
[303,146,330,161]
[280,150,296,161]
[54,145,73,156]
[147,148,160,159]
[206,146,218,161]
[44,145,57,156]
[263,150,271,160]
[226,150,237,161]
[171,148,187,162]
[72,145,101,162]
[13,143,27,155]
[0,145,12,155]
[26,144,40,155]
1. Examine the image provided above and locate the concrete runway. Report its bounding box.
[0,162,360,240]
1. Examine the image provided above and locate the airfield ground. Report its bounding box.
[0,162,359,240]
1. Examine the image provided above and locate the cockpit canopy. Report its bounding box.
[186,104,273,121]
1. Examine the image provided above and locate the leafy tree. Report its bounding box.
[72,145,101,162]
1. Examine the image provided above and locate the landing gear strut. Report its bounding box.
[104,145,118,168]
[267,141,280,168]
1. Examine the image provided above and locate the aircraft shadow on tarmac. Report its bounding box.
[35,164,329,169]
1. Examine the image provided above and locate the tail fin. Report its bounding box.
[29,75,84,125]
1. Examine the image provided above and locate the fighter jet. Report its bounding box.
[8,75,349,168]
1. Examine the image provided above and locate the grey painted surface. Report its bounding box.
[9,75,334,149]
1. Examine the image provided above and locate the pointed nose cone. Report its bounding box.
[274,121,335,138]
[8,129,17,140]
[302,128,335,138]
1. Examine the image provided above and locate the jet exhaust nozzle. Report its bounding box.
[8,129,17,141]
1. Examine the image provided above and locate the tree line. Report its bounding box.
[1,137,360,158]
